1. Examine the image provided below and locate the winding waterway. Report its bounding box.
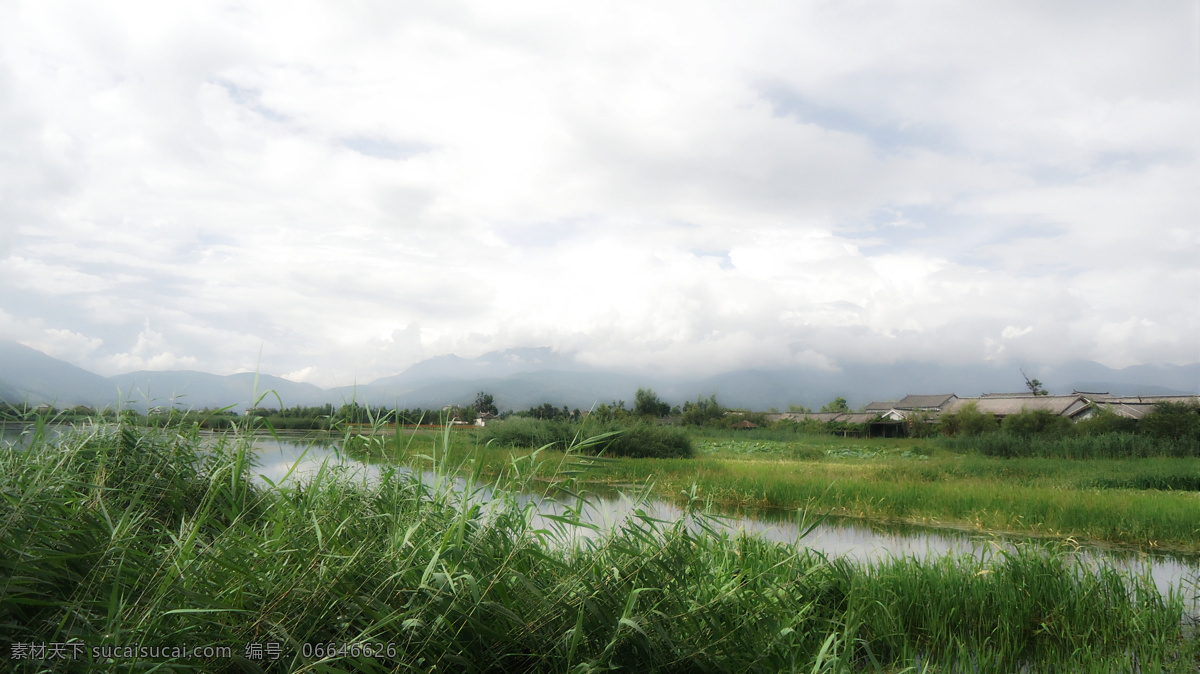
[248,434,1200,611]
[3,424,1195,610]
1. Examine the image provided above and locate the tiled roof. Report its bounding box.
[943,395,1088,417]
[895,394,957,410]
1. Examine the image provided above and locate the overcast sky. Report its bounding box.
[1,1,1197,387]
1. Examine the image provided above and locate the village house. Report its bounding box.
[763,390,1198,438]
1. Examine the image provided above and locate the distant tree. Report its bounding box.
[820,397,850,413]
[519,402,572,421]
[1021,369,1049,396]
[680,394,725,426]
[787,403,812,414]
[634,387,671,418]
[473,391,498,416]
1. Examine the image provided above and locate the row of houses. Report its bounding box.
[765,392,1200,437]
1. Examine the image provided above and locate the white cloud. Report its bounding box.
[281,366,317,384]
[92,321,198,374]
[0,1,1195,382]
[1001,326,1034,341]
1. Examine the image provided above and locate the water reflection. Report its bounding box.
[251,437,384,485]
[249,436,1199,610]
[2,421,84,447]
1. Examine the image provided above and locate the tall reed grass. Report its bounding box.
[941,431,1200,459]
[1,418,1195,671]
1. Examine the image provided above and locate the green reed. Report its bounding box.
[1,418,1195,672]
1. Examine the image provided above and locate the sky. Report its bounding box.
[0,1,1197,388]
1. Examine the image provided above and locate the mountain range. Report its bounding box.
[1,339,1197,413]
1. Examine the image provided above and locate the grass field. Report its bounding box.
[2,420,1197,672]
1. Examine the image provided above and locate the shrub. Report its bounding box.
[1075,408,1138,436]
[939,402,998,437]
[1139,401,1200,442]
[480,418,694,459]
[602,423,693,458]
[480,417,579,450]
[905,411,937,438]
[1001,409,1075,438]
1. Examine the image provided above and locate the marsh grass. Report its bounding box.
[1,416,1197,671]
[490,433,1200,553]
[943,431,1200,459]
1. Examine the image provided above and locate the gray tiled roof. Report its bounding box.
[895,394,957,410]
[943,395,1088,417]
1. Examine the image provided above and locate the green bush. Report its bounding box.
[905,411,938,438]
[939,402,999,437]
[1075,408,1138,436]
[480,417,579,450]
[1140,401,1200,442]
[481,418,693,459]
[1001,409,1075,438]
[602,423,693,458]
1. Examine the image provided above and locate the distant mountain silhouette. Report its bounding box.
[367,347,593,387]
[0,340,118,407]
[1,339,1197,412]
[109,370,330,411]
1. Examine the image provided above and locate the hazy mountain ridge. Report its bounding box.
[367,347,594,388]
[0,340,118,407]
[109,370,331,410]
[1,339,1197,412]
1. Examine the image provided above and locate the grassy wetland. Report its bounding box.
[350,422,1200,556]
[2,413,1198,671]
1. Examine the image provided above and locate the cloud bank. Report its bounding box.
[1,1,1196,386]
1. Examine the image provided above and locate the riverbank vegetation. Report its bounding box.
[479,416,694,458]
[7,393,1199,553]
[293,399,1200,552]
[2,421,1196,671]
[459,438,1200,553]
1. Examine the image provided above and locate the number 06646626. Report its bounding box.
[301,642,398,659]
